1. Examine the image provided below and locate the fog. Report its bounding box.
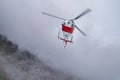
[0,0,120,80]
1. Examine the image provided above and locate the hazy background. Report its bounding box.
[0,0,120,80]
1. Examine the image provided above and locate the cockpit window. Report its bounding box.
[68,22,70,24]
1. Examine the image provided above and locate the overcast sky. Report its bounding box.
[0,0,120,80]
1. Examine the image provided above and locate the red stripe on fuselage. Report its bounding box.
[62,24,74,33]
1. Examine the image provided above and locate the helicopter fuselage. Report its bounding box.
[58,20,75,47]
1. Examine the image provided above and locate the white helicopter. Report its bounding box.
[41,8,91,47]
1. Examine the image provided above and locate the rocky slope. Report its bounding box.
[0,34,79,80]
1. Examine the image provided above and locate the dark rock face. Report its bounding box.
[17,50,35,60]
[0,35,18,54]
[0,34,7,41]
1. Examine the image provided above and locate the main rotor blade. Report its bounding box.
[41,12,66,20]
[75,25,87,36]
[72,8,91,20]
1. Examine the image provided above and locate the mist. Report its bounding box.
[0,0,120,80]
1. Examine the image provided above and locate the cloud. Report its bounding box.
[0,0,120,80]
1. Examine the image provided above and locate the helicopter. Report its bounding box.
[41,8,91,47]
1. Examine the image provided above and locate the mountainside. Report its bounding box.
[0,34,79,80]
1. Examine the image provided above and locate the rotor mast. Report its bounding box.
[41,8,91,36]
